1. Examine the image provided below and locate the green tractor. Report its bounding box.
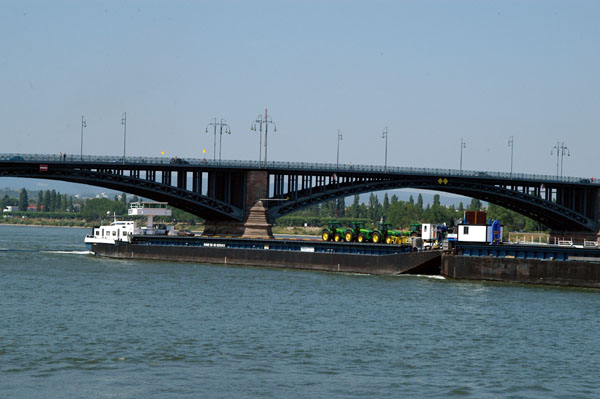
[344,221,376,243]
[409,223,422,237]
[321,221,346,242]
[376,222,403,244]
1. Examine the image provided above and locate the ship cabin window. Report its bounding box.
[112,231,116,236]
[464,226,469,235]
[96,231,99,236]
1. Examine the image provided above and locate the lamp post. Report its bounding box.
[508,136,514,175]
[560,143,570,177]
[263,108,276,166]
[251,108,276,167]
[551,142,570,178]
[250,114,265,164]
[205,118,230,162]
[80,115,86,161]
[121,112,126,164]
[218,119,231,162]
[460,138,466,171]
[382,127,388,171]
[336,129,343,168]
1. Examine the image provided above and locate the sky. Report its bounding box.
[1,0,599,183]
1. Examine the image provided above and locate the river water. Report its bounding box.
[1,225,599,398]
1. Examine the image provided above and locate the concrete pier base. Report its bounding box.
[241,201,273,239]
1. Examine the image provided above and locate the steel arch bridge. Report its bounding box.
[0,153,598,234]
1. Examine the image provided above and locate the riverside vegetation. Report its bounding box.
[1,188,545,236]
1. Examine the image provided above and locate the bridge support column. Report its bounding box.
[202,170,273,238]
[549,188,600,244]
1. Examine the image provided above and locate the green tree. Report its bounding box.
[468,198,482,211]
[37,191,43,211]
[43,190,51,212]
[336,197,346,217]
[383,193,390,219]
[1,194,17,209]
[348,195,360,218]
[80,198,127,220]
[19,188,28,211]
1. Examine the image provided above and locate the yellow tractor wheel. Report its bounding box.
[372,232,381,243]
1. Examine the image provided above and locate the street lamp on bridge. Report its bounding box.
[205,118,231,162]
[121,112,126,165]
[508,136,514,175]
[80,115,87,161]
[382,127,388,171]
[336,129,343,168]
[250,114,266,164]
[550,142,570,178]
[460,138,466,172]
[250,109,276,167]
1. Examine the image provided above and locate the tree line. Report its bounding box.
[281,193,544,233]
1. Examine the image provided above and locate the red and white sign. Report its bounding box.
[39,164,48,172]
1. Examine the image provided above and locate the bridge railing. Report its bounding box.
[0,153,597,185]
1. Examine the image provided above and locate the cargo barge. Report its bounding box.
[88,235,442,275]
[84,202,600,288]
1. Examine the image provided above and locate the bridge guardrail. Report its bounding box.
[0,152,597,185]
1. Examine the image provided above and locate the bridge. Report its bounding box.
[1,153,598,239]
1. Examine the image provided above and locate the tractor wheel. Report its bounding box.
[357,233,366,243]
[385,236,393,244]
[334,233,342,242]
[345,231,354,242]
[372,232,381,244]
[321,230,330,241]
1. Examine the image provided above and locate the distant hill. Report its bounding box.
[0,178,120,198]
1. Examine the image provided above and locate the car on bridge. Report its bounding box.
[170,157,189,165]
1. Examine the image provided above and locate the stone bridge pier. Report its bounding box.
[202,171,274,238]
[549,189,600,244]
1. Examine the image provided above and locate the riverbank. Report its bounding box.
[0,217,322,236]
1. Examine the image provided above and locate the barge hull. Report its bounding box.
[442,254,600,288]
[91,241,441,275]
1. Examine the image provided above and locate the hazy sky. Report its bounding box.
[2,0,599,179]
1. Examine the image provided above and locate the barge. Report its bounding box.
[88,235,442,275]
[84,202,600,288]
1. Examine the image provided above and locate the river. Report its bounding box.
[1,225,599,398]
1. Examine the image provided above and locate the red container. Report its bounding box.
[464,211,487,225]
